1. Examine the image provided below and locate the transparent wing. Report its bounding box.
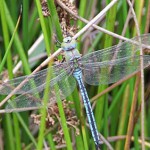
[82,55,150,85]
[0,62,70,94]
[80,34,150,63]
[5,69,76,112]
[0,62,77,111]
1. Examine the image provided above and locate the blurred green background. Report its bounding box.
[0,0,150,150]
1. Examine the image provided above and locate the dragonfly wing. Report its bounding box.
[5,69,76,112]
[80,34,150,63]
[0,62,70,94]
[82,55,150,85]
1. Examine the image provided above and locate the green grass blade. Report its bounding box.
[47,133,56,150]
[22,0,29,53]
[35,0,51,55]
[47,0,63,42]
[4,2,31,74]
[0,5,21,73]
[37,63,53,149]
[2,114,15,150]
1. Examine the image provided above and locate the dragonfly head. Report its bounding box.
[61,36,77,51]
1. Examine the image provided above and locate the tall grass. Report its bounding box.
[0,0,150,150]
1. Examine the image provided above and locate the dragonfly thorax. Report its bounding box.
[70,57,81,69]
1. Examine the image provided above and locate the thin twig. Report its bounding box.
[99,134,114,150]
[145,0,150,33]
[120,3,132,39]
[107,136,150,147]
[124,72,141,149]
[0,106,40,113]
[126,1,145,150]
[86,123,114,150]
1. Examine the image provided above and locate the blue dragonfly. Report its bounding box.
[0,34,150,149]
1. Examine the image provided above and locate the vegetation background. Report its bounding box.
[0,0,150,150]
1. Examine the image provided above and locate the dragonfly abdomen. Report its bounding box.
[73,68,101,148]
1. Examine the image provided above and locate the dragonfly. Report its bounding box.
[0,34,150,149]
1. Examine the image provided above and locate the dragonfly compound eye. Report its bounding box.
[63,36,72,43]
